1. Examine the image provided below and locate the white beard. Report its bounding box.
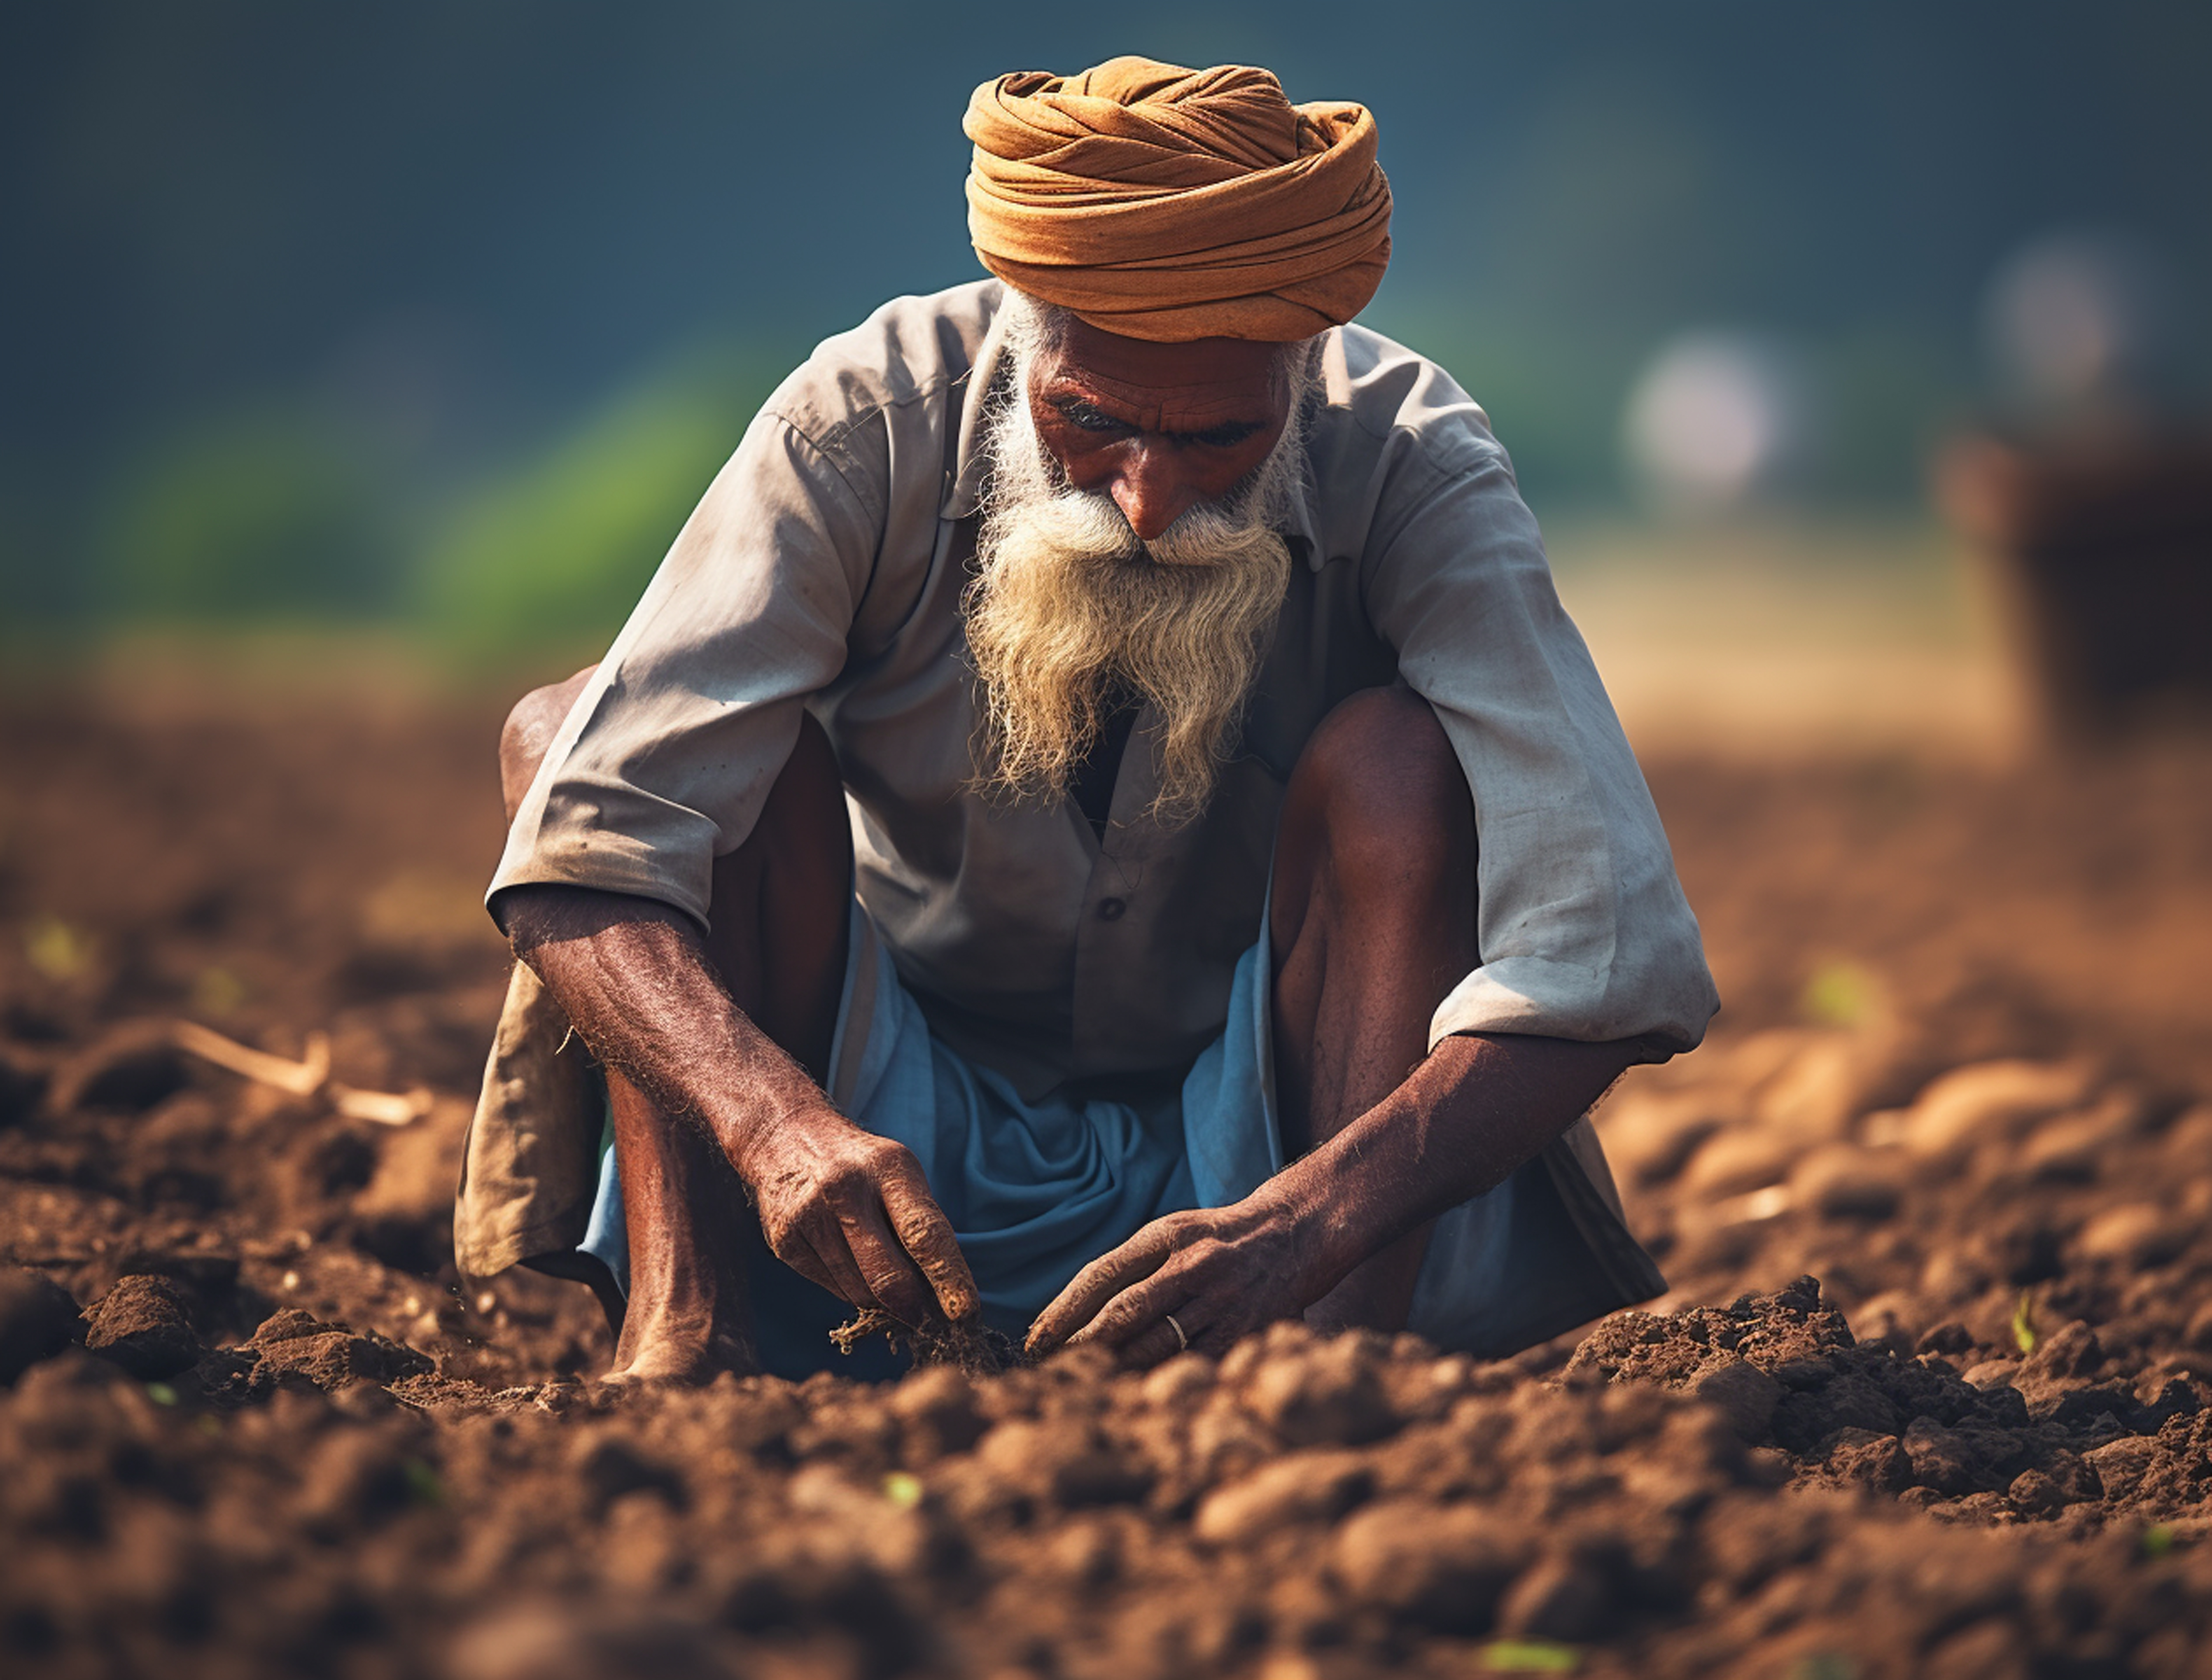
[963,335,1315,824]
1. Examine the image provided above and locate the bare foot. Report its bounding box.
[595,1068,763,1387]
[604,1314,758,1387]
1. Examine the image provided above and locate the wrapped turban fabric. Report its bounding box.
[963,57,1392,343]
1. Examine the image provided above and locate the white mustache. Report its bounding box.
[1009,474,1291,570]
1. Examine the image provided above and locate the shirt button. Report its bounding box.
[1096,897,1127,922]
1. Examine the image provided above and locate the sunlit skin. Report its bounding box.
[495,318,1646,1383]
[1027,318,1291,543]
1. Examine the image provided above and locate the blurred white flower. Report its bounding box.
[1622,332,1812,511]
[1982,231,2179,423]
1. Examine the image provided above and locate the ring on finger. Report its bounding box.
[1163,1312,1189,1354]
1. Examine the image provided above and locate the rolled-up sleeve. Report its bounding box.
[1364,450,1720,1058]
[486,403,882,931]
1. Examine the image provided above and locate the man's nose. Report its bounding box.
[1108,443,1200,544]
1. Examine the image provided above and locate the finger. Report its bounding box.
[1032,1228,1180,1354]
[1031,1239,1177,1363]
[797,1215,881,1312]
[1065,1267,1183,1351]
[837,1202,940,1326]
[1114,1312,1194,1371]
[759,1215,844,1300]
[878,1170,982,1322]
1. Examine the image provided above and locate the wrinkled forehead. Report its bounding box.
[1034,315,1285,430]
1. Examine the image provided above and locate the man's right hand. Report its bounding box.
[503,883,980,1330]
[736,1103,981,1327]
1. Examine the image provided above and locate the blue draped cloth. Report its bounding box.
[583,899,1620,1379]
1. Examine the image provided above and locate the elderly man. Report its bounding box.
[457,58,1718,1383]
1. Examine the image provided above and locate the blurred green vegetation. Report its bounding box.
[412,346,780,654]
[103,406,386,618]
[58,344,788,662]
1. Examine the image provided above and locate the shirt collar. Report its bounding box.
[939,295,1014,521]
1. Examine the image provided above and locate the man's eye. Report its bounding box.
[1056,402,1129,435]
[1188,423,1260,448]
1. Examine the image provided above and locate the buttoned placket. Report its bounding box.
[1068,697,1176,1076]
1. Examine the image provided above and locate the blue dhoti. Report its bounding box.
[579,894,1660,1379]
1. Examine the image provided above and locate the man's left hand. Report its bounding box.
[1024,1032,1648,1367]
[1026,1189,1320,1366]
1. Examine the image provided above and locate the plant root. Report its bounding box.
[830,1306,1028,1374]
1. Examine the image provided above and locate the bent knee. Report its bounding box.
[746,709,848,857]
[1288,685,1470,882]
[499,664,598,822]
[1298,685,1461,810]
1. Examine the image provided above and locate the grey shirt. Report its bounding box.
[489,279,1718,1098]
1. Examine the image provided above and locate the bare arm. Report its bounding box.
[502,884,979,1325]
[1028,1031,1638,1360]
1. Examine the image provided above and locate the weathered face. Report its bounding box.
[1025,318,1293,546]
[968,304,1314,823]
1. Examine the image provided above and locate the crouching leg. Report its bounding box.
[461,669,851,1384]
[1268,683,1478,1332]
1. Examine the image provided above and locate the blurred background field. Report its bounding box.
[1547,517,2021,758]
[5,0,2207,734]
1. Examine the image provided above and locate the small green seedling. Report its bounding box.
[404,1459,445,1507]
[1801,960,1880,1029]
[2142,1525,2175,1561]
[191,965,250,1016]
[26,917,94,981]
[1478,1640,1578,1674]
[2012,1290,2038,1356]
[882,1471,924,1510]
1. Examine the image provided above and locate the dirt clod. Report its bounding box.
[1332,1500,1521,1631]
[7,687,2212,1677]
[0,1268,80,1383]
[82,1274,203,1379]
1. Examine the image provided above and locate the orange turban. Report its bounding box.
[963,57,1392,344]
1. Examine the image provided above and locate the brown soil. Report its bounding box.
[3,673,2211,1679]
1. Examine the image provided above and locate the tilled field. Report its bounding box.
[3,675,2211,1679]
